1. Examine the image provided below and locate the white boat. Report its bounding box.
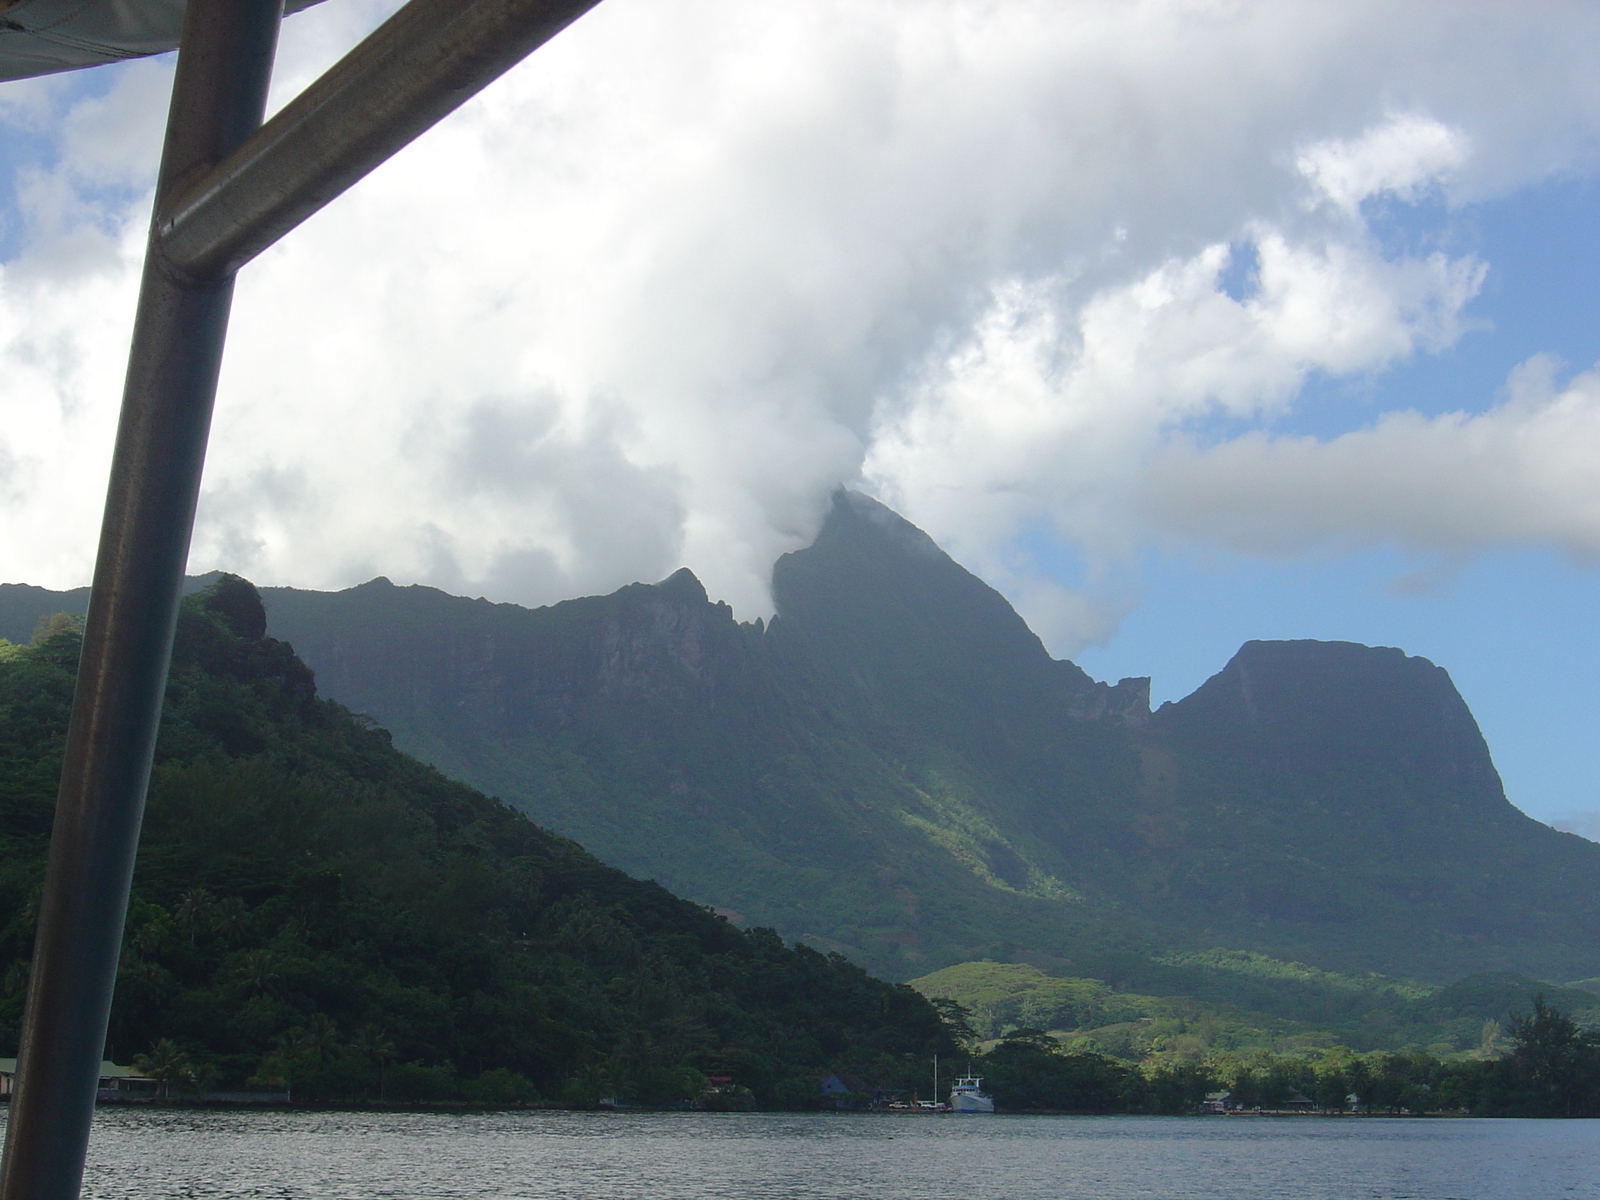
[948,1075,995,1113]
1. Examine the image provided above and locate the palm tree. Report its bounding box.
[213,896,250,945]
[231,948,282,996]
[304,1013,341,1061]
[268,1027,316,1104]
[272,1027,314,1060]
[133,1039,191,1100]
[185,1061,221,1101]
[175,889,220,943]
[248,1057,290,1104]
[127,909,172,959]
[350,1024,398,1102]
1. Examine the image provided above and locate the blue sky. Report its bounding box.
[1075,174,1600,824]
[1077,545,1600,824]
[3,2,1600,828]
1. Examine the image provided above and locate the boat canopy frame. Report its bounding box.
[0,0,600,1195]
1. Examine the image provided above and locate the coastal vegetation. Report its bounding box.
[0,582,1593,1115]
[0,579,955,1106]
[942,994,1600,1117]
[908,963,1600,1116]
[910,959,1600,1059]
[4,501,1600,1117]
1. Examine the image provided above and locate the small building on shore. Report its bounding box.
[0,1058,155,1099]
[819,1072,879,1107]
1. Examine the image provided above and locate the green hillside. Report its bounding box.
[0,578,953,1104]
[909,959,1600,1061]
[8,492,1600,1025]
[1119,640,1600,979]
[199,491,1600,1000]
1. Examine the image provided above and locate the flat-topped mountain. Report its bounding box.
[6,492,1598,997]
[1130,638,1600,978]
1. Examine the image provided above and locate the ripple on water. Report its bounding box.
[21,1108,1600,1200]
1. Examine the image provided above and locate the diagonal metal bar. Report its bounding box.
[0,0,284,1195]
[158,0,601,280]
[0,0,603,1194]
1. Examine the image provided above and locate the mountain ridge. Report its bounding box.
[0,576,955,1103]
[6,492,1598,1001]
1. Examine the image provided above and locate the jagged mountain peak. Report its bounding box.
[7,500,1599,986]
[773,489,1099,698]
[825,489,947,560]
[654,565,710,603]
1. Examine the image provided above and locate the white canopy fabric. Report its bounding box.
[0,0,325,82]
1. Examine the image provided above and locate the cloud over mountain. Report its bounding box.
[4,0,1600,648]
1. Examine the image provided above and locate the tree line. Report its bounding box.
[932,996,1600,1116]
[0,579,955,1107]
[4,580,1596,1114]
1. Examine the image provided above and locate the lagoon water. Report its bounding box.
[51,1108,1600,1199]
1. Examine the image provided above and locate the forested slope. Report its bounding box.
[0,578,952,1103]
[7,492,1600,1014]
[218,493,1600,992]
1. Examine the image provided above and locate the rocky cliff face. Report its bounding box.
[10,493,1600,986]
[264,567,764,742]
[1117,638,1600,980]
[770,492,1144,728]
[1070,676,1151,725]
[1157,639,1505,805]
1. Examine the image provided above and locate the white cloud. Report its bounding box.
[1297,113,1469,215]
[1138,356,1600,566]
[4,0,1600,638]
[0,198,142,587]
[862,228,1485,647]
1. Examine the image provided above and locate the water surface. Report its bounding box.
[51,1108,1600,1199]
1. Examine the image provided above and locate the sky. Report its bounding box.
[2,1,1600,828]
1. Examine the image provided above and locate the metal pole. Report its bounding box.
[158,0,600,279]
[0,0,282,1194]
